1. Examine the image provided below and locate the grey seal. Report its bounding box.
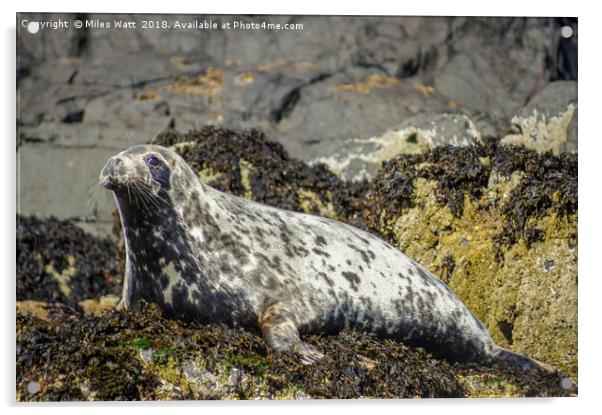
[99,143,556,371]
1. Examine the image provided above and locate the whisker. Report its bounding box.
[126,182,132,205]
[126,130,134,145]
[85,186,101,210]
[135,181,170,207]
[85,182,103,212]
[133,182,161,211]
[149,123,167,145]
[133,182,156,211]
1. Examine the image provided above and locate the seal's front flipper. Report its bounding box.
[115,298,126,311]
[259,301,324,365]
[116,263,134,311]
[297,342,325,365]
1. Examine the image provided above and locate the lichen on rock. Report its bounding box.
[365,139,577,379]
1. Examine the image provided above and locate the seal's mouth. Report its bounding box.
[100,156,127,191]
[101,176,118,190]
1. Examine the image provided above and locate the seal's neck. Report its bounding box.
[113,182,223,269]
[113,190,188,263]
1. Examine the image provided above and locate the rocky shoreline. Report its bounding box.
[16,126,577,400]
[16,15,578,400]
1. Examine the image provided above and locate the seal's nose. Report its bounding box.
[100,156,126,189]
[107,157,125,176]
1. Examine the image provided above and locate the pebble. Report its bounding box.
[26,381,40,394]
[140,348,153,362]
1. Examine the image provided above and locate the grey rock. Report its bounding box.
[501,81,577,154]
[140,348,153,362]
[17,143,118,222]
[294,390,312,400]
[274,71,453,161]
[16,14,576,225]
[26,381,40,394]
[310,112,481,182]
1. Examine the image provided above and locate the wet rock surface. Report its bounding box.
[311,112,483,182]
[501,81,578,154]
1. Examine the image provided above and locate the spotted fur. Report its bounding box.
[100,144,555,372]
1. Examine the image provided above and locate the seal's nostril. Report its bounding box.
[107,157,126,177]
[110,157,123,169]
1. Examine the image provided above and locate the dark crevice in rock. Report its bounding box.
[351,55,389,75]
[551,17,578,82]
[71,13,90,57]
[397,56,420,79]
[270,87,300,123]
[67,70,79,84]
[61,110,85,124]
[270,72,333,123]
[497,320,514,346]
[17,67,31,88]
[56,96,77,105]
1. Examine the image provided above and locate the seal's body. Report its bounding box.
[100,144,552,370]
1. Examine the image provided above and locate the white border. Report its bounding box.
[3,1,598,414]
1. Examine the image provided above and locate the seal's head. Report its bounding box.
[99,144,194,199]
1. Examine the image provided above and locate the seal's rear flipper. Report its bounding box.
[492,347,555,373]
[491,346,577,393]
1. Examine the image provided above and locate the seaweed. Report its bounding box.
[16,128,578,399]
[153,126,369,227]
[17,301,573,401]
[17,215,122,304]
[366,138,577,255]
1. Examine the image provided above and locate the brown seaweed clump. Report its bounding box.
[153,126,369,227]
[365,139,577,379]
[17,215,122,304]
[367,139,577,250]
[17,301,572,401]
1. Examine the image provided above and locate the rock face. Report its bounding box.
[501,81,578,154]
[365,140,578,379]
[310,112,482,182]
[17,14,577,227]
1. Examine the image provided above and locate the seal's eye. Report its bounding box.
[145,154,160,167]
